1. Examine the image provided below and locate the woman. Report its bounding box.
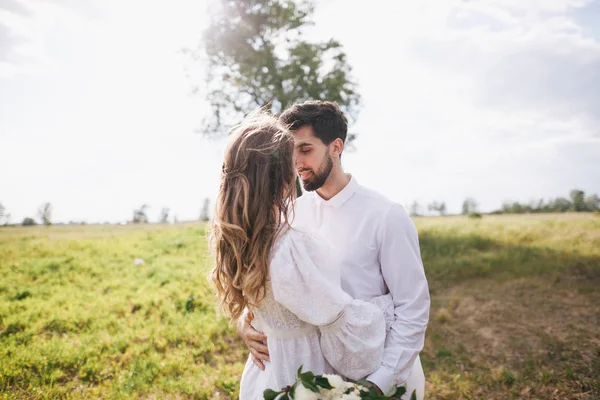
[210,112,391,399]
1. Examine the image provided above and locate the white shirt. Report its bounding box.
[293,176,430,395]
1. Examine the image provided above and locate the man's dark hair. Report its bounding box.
[279,101,348,145]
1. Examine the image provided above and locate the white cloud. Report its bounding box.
[0,0,97,77]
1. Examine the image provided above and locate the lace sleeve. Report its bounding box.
[319,298,387,380]
[369,293,394,332]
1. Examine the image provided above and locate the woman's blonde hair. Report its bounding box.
[209,111,296,321]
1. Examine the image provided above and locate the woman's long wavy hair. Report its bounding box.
[209,111,297,321]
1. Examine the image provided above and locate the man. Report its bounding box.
[237,101,430,398]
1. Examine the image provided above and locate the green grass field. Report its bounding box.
[1,214,599,399]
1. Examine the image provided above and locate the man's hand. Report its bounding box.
[366,381,383,396]
[237,310,270,370]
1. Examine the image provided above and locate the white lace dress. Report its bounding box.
[239,229,392,399]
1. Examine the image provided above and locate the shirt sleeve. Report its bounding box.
[366,204,431,394]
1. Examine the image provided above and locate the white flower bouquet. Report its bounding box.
[264,366,416,400]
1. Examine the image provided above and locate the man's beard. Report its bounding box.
[299,154,334,192]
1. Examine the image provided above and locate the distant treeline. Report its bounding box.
[0,199,212,227]
[411,189,599,217]
[490,189,598,215]
[2,189,599,226]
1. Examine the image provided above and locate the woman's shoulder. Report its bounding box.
[271,227,334,273]
[274,227,325,252]
[271,227,314,263]
[272,227,305,256]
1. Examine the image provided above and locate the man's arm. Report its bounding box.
[236,309,270,370]
[367,204,430,394]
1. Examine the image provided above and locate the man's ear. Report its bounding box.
[332,138,344,158]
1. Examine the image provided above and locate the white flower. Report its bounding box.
[322,374,345,388]
[295,384,320,400]
[319,388,340,400]
[134,258,144,266]
[338,381,359,391]
[340,393,361,400]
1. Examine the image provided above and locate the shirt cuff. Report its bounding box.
[366,366,396,395]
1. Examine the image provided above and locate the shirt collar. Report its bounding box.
[313,175,359,209]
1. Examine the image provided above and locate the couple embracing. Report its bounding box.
[210,101,430,399]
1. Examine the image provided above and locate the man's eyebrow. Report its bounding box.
[295,142,313,148]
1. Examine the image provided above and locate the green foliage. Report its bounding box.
[409,201,422,217]
[12,291,31,301]
[468,212,482,219]
[37,202,52,226]
[265,365,414,399]
[428,201,447,216]
[132,204,149,224]
[461,198,478,215]
[569,190,585,212]
[502,370,516,386]
[197,0,360,135]
[159,207,170,224]
[496,188,599,214]
[21,217,37,226]
[0,202,9,226]
[585,194,600,211]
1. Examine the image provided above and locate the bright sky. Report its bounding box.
[1,0,599,223]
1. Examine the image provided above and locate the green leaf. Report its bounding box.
[289,383,296,399]
[263,389,281,400]
[390,385,407,397]
[359,389,373,400]
[301,381,319,393]
[410,390,418,400]
[299,370,315,381]
[280,395,289,400]
[296,365,303,378]
[314,376,333,389]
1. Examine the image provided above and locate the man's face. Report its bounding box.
[293,125,334,192]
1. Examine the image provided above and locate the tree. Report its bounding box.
[439,202,447,216]
[200,198,211,222]
[427,201,447,216]
[409,201,422,217]
[461,197,478,215]
[195,0,361,136]
[132,205,149,224]
[569,189,585,212]
[159,207,170,224]
[37,202,52,226]
[534,198,546,213]
[0,203,8,226]
[550,197,571,212]
[584,194,599,211]
[22,217,37,226]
